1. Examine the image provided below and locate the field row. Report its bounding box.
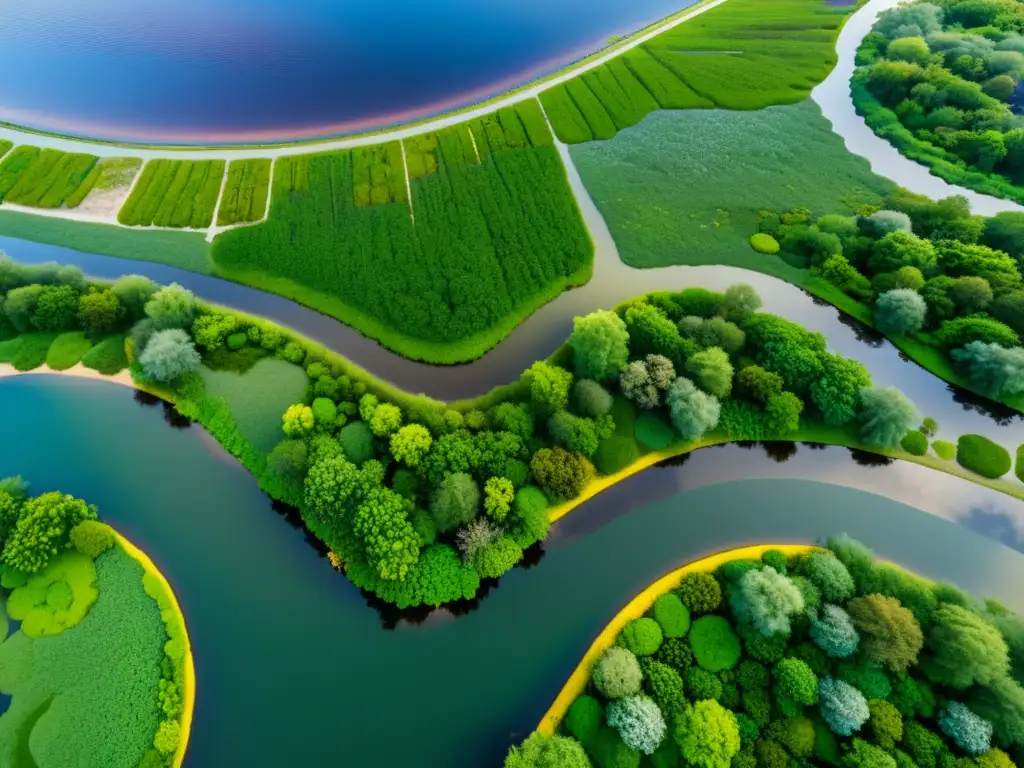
[0,146,103,208]
[119,159,226,228]
[211,100,591,356]
[540,0,851,143]
[216,158,272,225]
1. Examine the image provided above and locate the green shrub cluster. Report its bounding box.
[216,158,272,225]
[957,434,1012,478]
[120,159,225,228]
[507,540,1024,768]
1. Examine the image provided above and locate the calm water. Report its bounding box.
[0,0,689,144]
[1,376,1023,766]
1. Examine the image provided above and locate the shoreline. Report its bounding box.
[535,543,816,735]
[0,361,134,388]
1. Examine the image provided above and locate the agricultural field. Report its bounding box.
[211,100,590,362]
[0,147,99,208]
[570,100,893,275]
[216,158,272,225]
[65,157,142,210]
[540,0,853,143]
[119,159,226,228]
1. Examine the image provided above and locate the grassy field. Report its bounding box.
[199,357,308,453]
[571,100,893,273]
[119,159,225,228]
[216,159,272,225]
[0,210,213,274]
[540,0,855,143]
[212,101,592,363]
[65,157,142,209]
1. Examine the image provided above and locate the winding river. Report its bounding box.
[0,376,1021,766]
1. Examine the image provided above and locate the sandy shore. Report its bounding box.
[0,362,134,388]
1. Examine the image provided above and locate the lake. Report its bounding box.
[0,0,691,145]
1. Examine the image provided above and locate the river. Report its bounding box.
[0,375,1022,766]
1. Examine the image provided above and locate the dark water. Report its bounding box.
[0,376,1023,767]
[0,0,689,145]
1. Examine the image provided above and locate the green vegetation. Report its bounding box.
[508,540,1024,768]
[120,159,226,228]
[854,0,1024,203]
[0,148,99,208]
[0,147,40,200]
[212,101,591,362]
[7,549,97,636]
[65,157,142,209]
[957,434,1012,479]
[82,334,129,375]
[45,331,93,370]
[934,439,957,460]
[0,332,61,371]
[541,0,855,142]
[1017,444,1024,482]
[216,158,271,225]
[750,233,780,254]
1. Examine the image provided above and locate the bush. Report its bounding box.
[956,434,1011,479]
[875,289,927,334]
[730,567,804,638]
[595,436,641,475]
[687,667,724,702]
[818,678,870,736]
[565,695,603,747]
[430,473,480,533]
[803,552,855,602]
[137,328,200,383]
[933,440,955,460]
[837,659,892,700]
[927,604,1009,689]
[643,660,686,718]
[504,732,592,768]
[311,398,337,429]
[339,421,374,465]
[607,695,666,755]
[676,572,722,614]
[590,726,641,768]
[846,594,923,674]
[574,379,614,418]
[811,605,860,659]
[69,520,115,558]
[530,447,595,500]
[653,594,691,638]
[690,616,741,672]
[622,617,663,656]
[634,412,677,451]
[666,377,720,442]
[226,331,247,351]
[593,646,643,699]
[774,657,819,709]
[859,387,921,449]
[571,310,630,383]
[939,702,992,756]
[867,698,903,750]
[750,233,780,254]
[674,699,740,768]
[656,637,694,675]
[900,430,928,456]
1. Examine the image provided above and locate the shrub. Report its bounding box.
[875,289,927,334]
[593,646,643,699]
[858,387,921,449]
[607,695,666,755]
[939,702,992,756]
[689,616,741,672]
[687,667,724,702]
[842,738,897,768]
[565,695,603,747]
[927,604,1009,689]
[138,328,200,383]
[311,398,337,429]
[472,535,523,579]
[574,379,614,418]
[889,676,936,719]
[739,623,788,664]
[69,520,115,558]
[653,594,691,638]
[504,732,591,768]
[634,412,677,451]
[738,660,769,690]
[643,661,685,718]
[730,567,804,638]
[967,677,1024,751]
[674,700,740,768]
[933,440,956,460]
[595,436,641,475]
[750,233,780,254]
[952,341,1024,399]
[676,572,722,614]
[867,698,904,750]
[818,678,870,736]
[589,726,641,768]
[811,605,860,659]
[803,552,855,602]
[837,659,892,700]
[483,477,515,523]
[622,617,664,656]
[684,348,734,398]
[774,658,819,708]
[530,447,595,500]
[430,473,480,533]
[900,430,928,455]
[339,421,374,465]
[571,310,630,382]
[656,637,694,675]
[938,316,1018,351]
[511,486,550,547]
[390,424,434,469]
[956,434,1011,479]
[846,594,923,674]
[2,491,96,573]
[666,377,720,442]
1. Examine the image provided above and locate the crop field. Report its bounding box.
[571,101,893,274]
[212,101,590,361]
[119,159,226,228]
[216,158,272,225]
[353,142,406,206]
[65,157,142,209]
[540,0,852,143]
[0,147,99,208]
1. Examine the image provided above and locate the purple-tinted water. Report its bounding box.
[0,0,690,145]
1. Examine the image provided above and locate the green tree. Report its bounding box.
[674,700,741,768]
[138,329,201,383]
[483,477,515,522]
[352,487,419,581]
[730,567,805,638]
[938,702,992,756]
[144,282,196,328]
[868,231,937,274]
[571,309,630,382]
[523,362,573,416]
[573,379,614,418]
[111,275,157,320]
[811,605,860,659]
[871,266,925,294]
[607,695,666,755]
[773,658,819,709]
[951,341,1024,398]
[846,594,923,674]
[430,473,480,533]
[548,411,613,457]
[992,291,1024,335]
[32,285,79,331]
[3,285,43,333]
[937,316,1019,350]
[282,404,315,438]
[667,377,721,442]
[69,520,115,558]
[983,211,1024,260]
[530,447,594,500]
[887,36,931,64]
[2,491,97,572]
[803,552,855,601]
[842,738,897,768]
[858,387,921,449]
[685,347,734,398]
[676,572,722,614]
[927,604,1010,689]
[390,424,433,469]
[473,535,523,579]
[875,289,927,334]
[190,312,239,351]
[625,302,688,363]
[968,676,1024,750]
[764,390,804,434]
[504,732,591,768]
[78,289,124,339]
[950,276,993,314]
[721,284,763,320]
[818,677,870,736]
[369,402,402,437]
[269,439,308,483]
[736,366,783,403]
[811,354,872,426]
[593,646,643,699]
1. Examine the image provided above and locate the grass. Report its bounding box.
[3,149,99,209]
[81,334,128,375]
[635,411,677,450]
[212,102,592,363]
[216,159,272,225]
[0,546,166,768]
[571,100,893,274]
[957,434,1012,480]
[6,550,98,637]
[198,356,308,453]
[0,332,59,371]
[0,210,214,275]
[540,0,856,143]
[45,331,93,370]
[119,159,225,228]
[65,157,142,209]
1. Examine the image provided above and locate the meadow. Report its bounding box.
[119,160,226,228]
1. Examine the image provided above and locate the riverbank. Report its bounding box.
[535,543,816,735]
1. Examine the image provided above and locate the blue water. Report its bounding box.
[0,0,690,145]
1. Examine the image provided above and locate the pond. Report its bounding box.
[0,0,691,145]
[0,375,1022,766]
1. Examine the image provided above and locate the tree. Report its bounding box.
[548,411,613,457]
[695,317,746,355]
[69,520,115,558]
[874,290,927,334]
[676,572,722,614]
[111,275,157,319]
[983,211,1024,261]
[593,646,643,699]
[390,424,433,469]
[138,329,201,383]
[523,362,573,416]
[530,447,594,500]
[685,347,734,398]
[2,491,97,572]
[144,283,196,327]
[875,2,942,38]
[803,552,855,601]
[953,130,1007,172]
[607,696,666,755]
[489,402,534,442]
[504,732,592,768]
[811,605,860,658]
[938,241,1021,293]
[32,285,79,331]
[573,379,613,418]
[78,289,124,338]
[736,366,783,403]
[269,439,308,483]
[842,739,897,768]
[625,302,687,363]
[927,604,1009,689]
[455,517,499,562]
[472,535,523,579]
[951,341,1024,398]
[993,291,1024,335]
[311,398,337,430]
[781,226,843,267]
[773,658,818,708]
[620,360,661,410]
[369,402,402,437]
[968,676,1024,750]
[811,354,872,426]
[950,276,993,314]
[858,387,921,448]
[3,285,43,333]
[730,567,805,638]
[869,231,937,274]
[667,377,721,442]
[281,405,314,438]
[939,316,1019,350]
[939,702,993,756]
[871,266,925,294]
[674,700,740,768]
[721,284,762,320]
[862,210,913,237]
[846,594,923,674]
[571,310,630,382]
[887,35,931,64]
[430,473,480,533]
[818,678,870,736]
[339,421,375,465]
[353,487,419,581]
[191,312,240,352]
[483,477,515,522]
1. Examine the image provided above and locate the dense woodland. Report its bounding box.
[505,539,1024,768]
